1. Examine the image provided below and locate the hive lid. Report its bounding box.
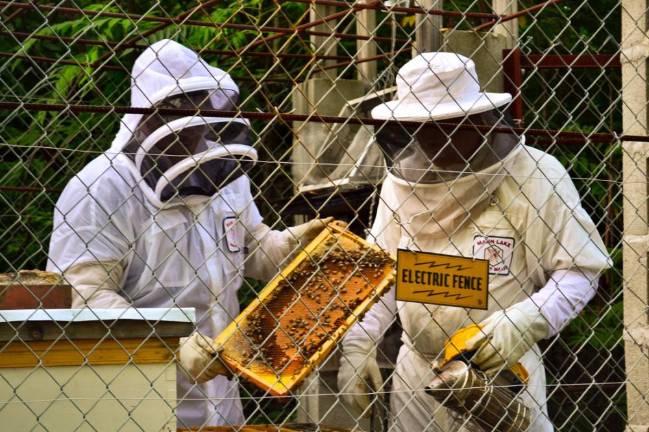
[0,308,195,341]
[0,307,195,323]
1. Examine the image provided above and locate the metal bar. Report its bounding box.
[0,52,291,82]
[0,185,62,194]
[91,0,223,70]
[1,30,116,48]
[288,0,498,19]
[240,4,357,53]
[1,6,24,23]
[319,46,409,71]
[474,0,562,31]
[0,2,190,24]
[0,2,408,43]
[0,101,640,144]
[313,29,408,43]
[0,30,351,61]
[521,53,621,69]
[0,51,124,71]
[1,47,379,79]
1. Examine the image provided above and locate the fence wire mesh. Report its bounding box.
[0,0,645,431]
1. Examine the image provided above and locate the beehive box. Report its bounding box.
[0,270,71,309]
[215,221,394,396]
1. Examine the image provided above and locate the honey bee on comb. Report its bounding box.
[215,221,394,396]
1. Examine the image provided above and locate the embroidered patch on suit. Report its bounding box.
[222,216,241,253]
[473,235,515,275]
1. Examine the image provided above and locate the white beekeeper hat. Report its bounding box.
[110,39,238,153]
[371,52,512,121]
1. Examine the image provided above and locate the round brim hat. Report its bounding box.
[371,52,512,121]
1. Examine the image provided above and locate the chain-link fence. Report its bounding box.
[0,0,646,431]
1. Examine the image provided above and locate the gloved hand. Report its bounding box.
[337,350,383,417]
[285,217,334,246]
[465,300,549,376]
[64,261,130,309]
[178,332,229,383]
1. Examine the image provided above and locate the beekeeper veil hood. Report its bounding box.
[113,39,257,208]
[371,52,522,238]
[371,52,517,184]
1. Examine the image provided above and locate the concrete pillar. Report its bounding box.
[412,0,443,56]
[621,0,649,429]
[441,30,510,93]
[491,0,518,48]
[310,3,338,79]
[291,78,368,191]
[356,0,377,82]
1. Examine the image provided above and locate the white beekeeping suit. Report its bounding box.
[337,53,612,431]
[47,39,329,428]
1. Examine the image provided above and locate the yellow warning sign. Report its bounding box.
[396,249,489,310]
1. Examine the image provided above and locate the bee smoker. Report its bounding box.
[425,360,531,432]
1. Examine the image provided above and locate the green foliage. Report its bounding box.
[519,0,620,53]
[238,278,266,306]
[564,301,623,352]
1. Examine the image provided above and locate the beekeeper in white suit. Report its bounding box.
[337,52,611,431]
[46,39,330,428]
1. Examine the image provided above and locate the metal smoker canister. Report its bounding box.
[425,360,531,432]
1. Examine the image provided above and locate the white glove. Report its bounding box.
[178,332,229,383]
[285,217,334,247]
[337,350,383,417]
[64,261,130,309]
[244,218,339,281]
[465,300,549,376]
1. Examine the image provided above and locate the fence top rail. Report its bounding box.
[504,50,621,69]
[0,1,409,43]
[0,101,637,144]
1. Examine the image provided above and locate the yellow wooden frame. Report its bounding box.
[215,221,395,396]
[0,337,178,368]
